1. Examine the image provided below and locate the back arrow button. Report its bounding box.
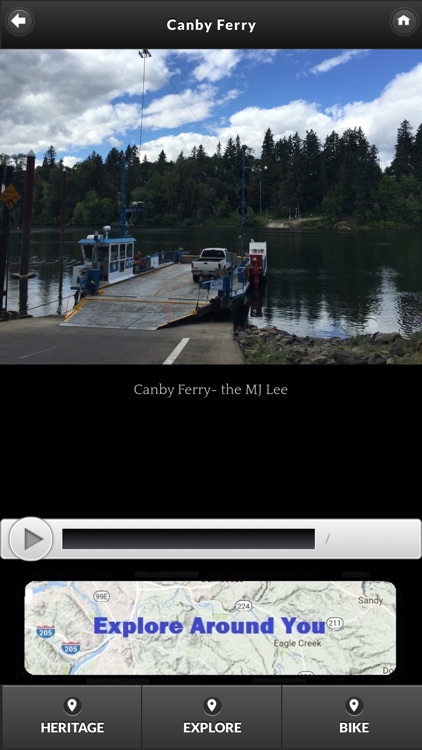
[7,9,34,36]
[12,13,26,28]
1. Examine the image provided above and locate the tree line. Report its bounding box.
[2,119,422,227]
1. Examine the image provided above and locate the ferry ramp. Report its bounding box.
[62,263,216,330]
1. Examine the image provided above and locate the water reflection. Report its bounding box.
[57,262,64,316]
[18,278,28,317]
[396,292,422,333]
[5,226,422,337]
[258,229,422,337]
[7,230,76,316]
[249,290,265,318]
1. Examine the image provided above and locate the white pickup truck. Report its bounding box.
[191,247,236,283]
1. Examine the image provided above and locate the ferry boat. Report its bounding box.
[71,157,142,300]
[71,226,138,299]
[69,151,266,316]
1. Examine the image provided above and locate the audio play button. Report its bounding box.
[9,517,53,561]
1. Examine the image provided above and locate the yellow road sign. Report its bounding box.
[1,183,21,208]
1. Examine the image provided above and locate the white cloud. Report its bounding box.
[142,85,216,129]
[0,49,175,155]
[216,89,242,105]
[310,49,369,74]
[325,63,422,166]
[108,136,123,147]
[63,156,81,168]
[164,49,278,83]
[140,63,422,166]
[245,50,279,64]
[0,49,242,156]
[1,49,421,171]
[174,49,242,82]
[141,133,220,161]
[218,101,333,154]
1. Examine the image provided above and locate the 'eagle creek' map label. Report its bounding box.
[25,581,396,676]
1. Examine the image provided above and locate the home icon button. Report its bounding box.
[391,8,418,35]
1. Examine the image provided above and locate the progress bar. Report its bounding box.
[62,528,314,550]
[0,518,420,560]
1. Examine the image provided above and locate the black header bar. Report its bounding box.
[1,1,422,48]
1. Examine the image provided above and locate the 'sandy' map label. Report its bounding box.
[25,581,396,676]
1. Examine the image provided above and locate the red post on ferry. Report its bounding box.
[248,241,267,288]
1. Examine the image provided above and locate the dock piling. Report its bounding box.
[0,165,14,314]
[19,150,36,278]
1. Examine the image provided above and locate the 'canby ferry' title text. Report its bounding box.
[166,19,257,33]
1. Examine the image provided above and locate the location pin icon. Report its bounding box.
[63,697,82,716]
[203,697,222,716]
[345,697,363,716]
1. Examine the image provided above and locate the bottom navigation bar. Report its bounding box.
[1,685,421,749]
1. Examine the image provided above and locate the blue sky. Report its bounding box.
[2,49,422,169]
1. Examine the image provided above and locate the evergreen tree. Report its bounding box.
[375,175,405,222]
[105,147,123,176]
[46,145,57,168]
[125,144,140,196]
[301,130,323,211]
[330,128,380,219]
[26,122,421,227]
[125,144,139,165]
[413,123,422,180]
[322,131,341,196]
[235,135,242,159]
[223,137,237,172]
[387,120,414,178]
[156,150,168,174]
[279,133,305,214]
[38,146,57,181]
[261,128,275,163]
[196,144,208,164]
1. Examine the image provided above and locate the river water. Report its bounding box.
[5,226,422,338]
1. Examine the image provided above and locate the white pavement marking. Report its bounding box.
[18,346,58,360]
[163,337,190,365]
